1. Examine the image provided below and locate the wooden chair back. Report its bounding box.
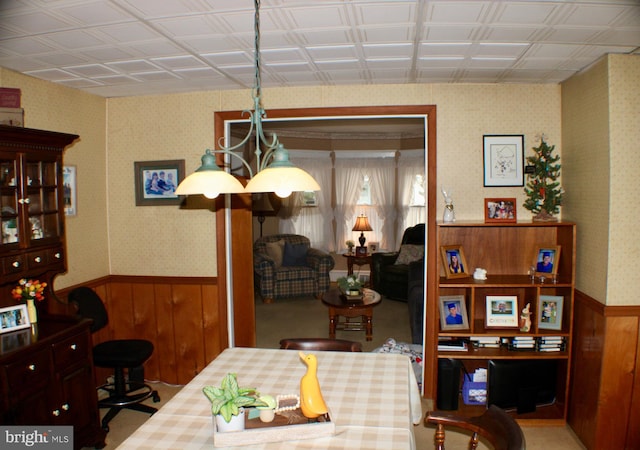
[425,405,526,450]
[279,338,362,352]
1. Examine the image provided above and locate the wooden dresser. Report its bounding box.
[0,315,106,448]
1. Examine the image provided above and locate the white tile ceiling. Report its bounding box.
[0,0,638,98]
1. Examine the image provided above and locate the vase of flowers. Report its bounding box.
[345,240,355,255]
[11,279,47,323]
[337,274,362,297]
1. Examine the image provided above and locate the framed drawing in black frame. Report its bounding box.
[483,135,524,187]
[134,160,185,206]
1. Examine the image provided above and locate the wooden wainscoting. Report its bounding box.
[55,275,227,386]
[568,290,640,450]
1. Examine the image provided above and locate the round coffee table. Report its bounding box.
[321,288,382,341]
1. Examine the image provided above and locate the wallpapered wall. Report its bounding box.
[607,55,640,306]
[106,82,560,278]
[0,68,109,290]
[562,54,640,306]
[4,55,637,305]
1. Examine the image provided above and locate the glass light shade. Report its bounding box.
[352,215,373,232]
[244,144,320,196]
[175,150,245,199]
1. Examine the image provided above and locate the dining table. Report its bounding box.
[117,347,422,449]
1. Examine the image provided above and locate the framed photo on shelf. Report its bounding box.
[485,295,519,328]
[0,304,30,334]
[439,295,469,331]
[134,160,185,206]
[483,135,524,187]
[355,246,367,256]
[484,198,517,223]
[533,245,561,277]
[538,295,564,330]
[440,245,469,279]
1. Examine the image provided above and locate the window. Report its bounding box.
[357,174,371,205]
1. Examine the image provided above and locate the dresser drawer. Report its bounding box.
[2,253,25,275]
[52,332,89,370]
[5,349,51,402]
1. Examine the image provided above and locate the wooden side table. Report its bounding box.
[343,253,374,286]
[321,288,382,341]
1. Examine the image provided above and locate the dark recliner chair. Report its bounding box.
[69,287,160,432]
[371,224,425,302]
[408,259,425,345]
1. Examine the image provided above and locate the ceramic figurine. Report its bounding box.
[441,186,455,223]
[520,303,532,332]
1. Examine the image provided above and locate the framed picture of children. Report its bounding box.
[538,295,564,331]
[533,245,561,277]
[134,159,185,206]
[439,295,469,331]
[440,245,469,279]
[484,197,517,223]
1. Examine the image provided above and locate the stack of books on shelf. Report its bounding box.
[437,337,468,352]
[506,336,537,351]
[470,336,501,349]
[536,336,566,352]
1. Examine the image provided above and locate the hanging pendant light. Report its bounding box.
[175,0,319,199]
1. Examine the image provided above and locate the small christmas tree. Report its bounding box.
[523,135,563,221]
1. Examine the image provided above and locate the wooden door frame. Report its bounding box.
[215,106,437,397]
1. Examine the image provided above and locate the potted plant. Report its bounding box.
[203,373,268,432]
[337,274,362,296]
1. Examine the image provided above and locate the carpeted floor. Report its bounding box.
[255,293,413,352]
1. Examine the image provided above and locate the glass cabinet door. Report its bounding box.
[0,157,19,246]
[25,158,61,243]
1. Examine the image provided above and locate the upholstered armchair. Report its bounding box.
[254,234,335,303]
[371,223,425,302]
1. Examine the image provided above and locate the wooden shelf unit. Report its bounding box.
[434,221,576,424]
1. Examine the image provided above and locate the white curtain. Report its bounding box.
[398,153,426,244]
[334,159,364,252]
[279,154,333,252]
[363,157,397,251]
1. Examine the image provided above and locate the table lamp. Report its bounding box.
[352,214,373,248]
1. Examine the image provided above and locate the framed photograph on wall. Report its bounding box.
[440,245,469,279]
[63,165,77,216]
[134,160,185,206]
[484,198,517,223]
[439,295,469,331]
[485,295,519,328]
[538,295,564,331]
[0,304,30,334]
[533,245,561,276]
[483,135,524,187]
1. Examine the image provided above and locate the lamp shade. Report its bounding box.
[175,150,245,199]
[245,144,320,197]
[352,215,373,232]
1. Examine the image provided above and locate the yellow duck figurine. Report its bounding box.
[298,351,328,419]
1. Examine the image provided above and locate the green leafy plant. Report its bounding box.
[337,274,362,292]
[203,373,267,423]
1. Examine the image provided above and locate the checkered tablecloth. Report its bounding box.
[117,347,422,450]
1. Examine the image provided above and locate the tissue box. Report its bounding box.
[462,378,486,405]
